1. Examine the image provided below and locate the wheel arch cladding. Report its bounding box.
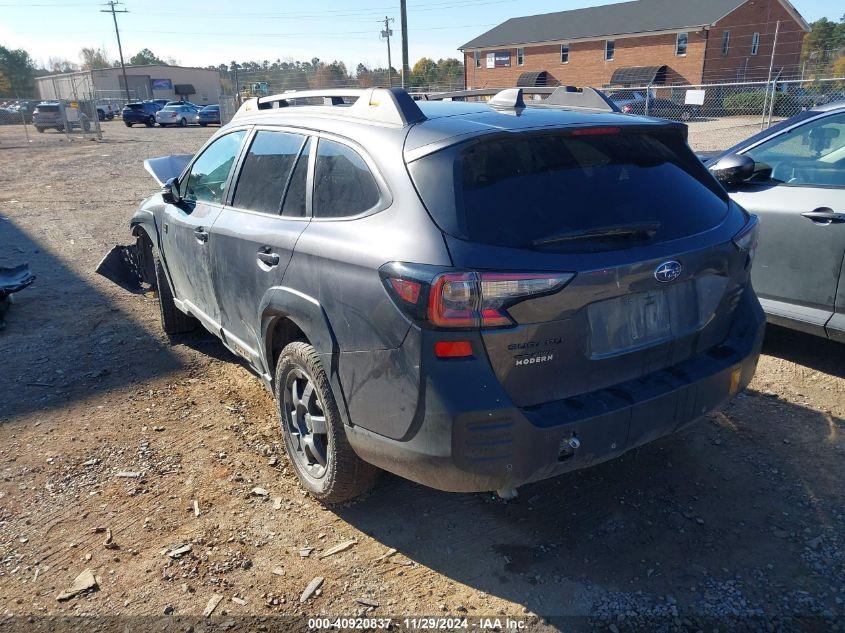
[260,287,354,427]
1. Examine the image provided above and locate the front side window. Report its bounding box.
[517,48,524,66]
[722,30,731,56]
[676,32,688,56]
[232,130,306,214]
[313,139,380,218]
[744,113,845,187]
[182,131,247,204]
[751,32,760,55]
[560,43,570,63]
[605,40,615,61]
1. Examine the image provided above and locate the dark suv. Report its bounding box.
[122,101,162,127]
[118,87,764,503]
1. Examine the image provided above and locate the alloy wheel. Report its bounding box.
[281,368,329,480]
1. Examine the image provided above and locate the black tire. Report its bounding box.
[36,127,44,133]
[146,116,154,127]
[179,117,187,127]
[124,121,132,127]
[199,122,207,127]
[150,242,197,336]
[275,342,379,504]
[97,111,105,121]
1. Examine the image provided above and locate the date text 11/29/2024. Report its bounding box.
[307,617,529,630]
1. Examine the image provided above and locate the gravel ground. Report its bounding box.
[0,121,843,631]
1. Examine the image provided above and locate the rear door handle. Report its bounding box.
[194,227,209,243]
[802,208,845,224]
[257,250,280,267]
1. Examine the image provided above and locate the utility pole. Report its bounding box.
[760,20,780,129]
[399,0,409,88]
[231,61,240,105]
[380,16,394,87]
[101,1,131,103]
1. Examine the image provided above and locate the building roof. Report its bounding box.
[459,0,809,50]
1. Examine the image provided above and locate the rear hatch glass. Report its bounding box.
[126,103,146,110]
[35,105,59,113]
[408,127,729,252]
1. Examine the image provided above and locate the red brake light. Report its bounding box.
[571,126,622,135]
[388,277,421,304]
[428,273,478,328]
[381,264,574,330]
[428,271,573,329]
[434,341,473,358]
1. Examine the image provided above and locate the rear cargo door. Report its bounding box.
[409,125,749,408]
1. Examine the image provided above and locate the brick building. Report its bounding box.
[460,0,809,89]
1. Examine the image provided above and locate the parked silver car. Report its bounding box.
[155,104,199,127]
[707,101,845,342]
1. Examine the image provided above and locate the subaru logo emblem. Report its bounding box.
[654,260,682,283]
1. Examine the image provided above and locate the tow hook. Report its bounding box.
[558,434,581,461]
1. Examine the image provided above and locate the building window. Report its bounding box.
[721,30,730,56]
[560,43,570,63]
[605,40,615,61]
[517,48,524,66]
[474,51,481,68]
[751,32,760,55]
[676,32,688,56]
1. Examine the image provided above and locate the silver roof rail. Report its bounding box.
[421,85,619,112]
[233,87,426,126]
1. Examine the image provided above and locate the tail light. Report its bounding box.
[732,214,759,267]
[381,263,574,329]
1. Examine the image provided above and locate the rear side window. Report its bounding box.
[313,139,380,218]
[408,129,729,250]
[232,131,306,214]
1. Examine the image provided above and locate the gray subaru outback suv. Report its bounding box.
[117,87,764,503]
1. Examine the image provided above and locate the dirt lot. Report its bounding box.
[0,121,843,631]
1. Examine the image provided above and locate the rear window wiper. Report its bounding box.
[531,221,661,247]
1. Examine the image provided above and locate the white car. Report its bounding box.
[155,104,199,127]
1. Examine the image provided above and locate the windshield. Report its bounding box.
[408,128,729,250]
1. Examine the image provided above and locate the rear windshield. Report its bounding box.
[126,103,146,110]
[36,105,59,113]
[162,105,181,111]
[407,129,729,250]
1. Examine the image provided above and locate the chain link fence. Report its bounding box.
[603,77,845,151]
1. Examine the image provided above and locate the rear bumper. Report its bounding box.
[346,286,765,493]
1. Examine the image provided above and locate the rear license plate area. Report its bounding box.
[587,282,700,358]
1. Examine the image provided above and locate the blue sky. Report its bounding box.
[1,0,841,72]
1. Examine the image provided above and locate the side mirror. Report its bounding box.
[708,154,756,186]
[162,177,182,204]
